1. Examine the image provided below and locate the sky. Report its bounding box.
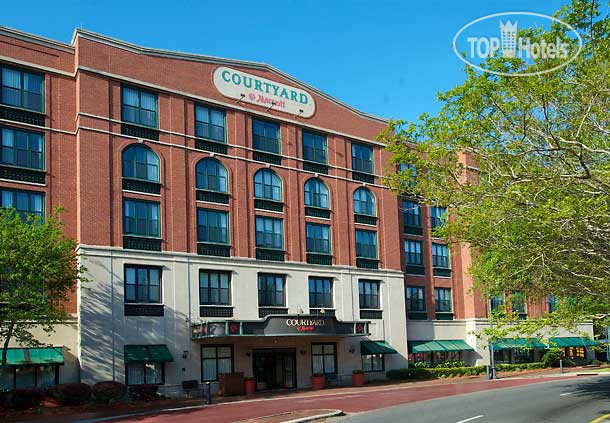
[1,0,569,122]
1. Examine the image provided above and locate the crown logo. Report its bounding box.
[500,20,518,58]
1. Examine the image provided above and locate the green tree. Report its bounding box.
[380,0,610,336]
[0,208,86,367]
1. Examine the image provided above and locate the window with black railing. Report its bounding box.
[302,130,327,164]
[258,273,285,307]
[199,270,231,305]
[434,288,452,312]
[355,229,377,259]
[122,145,160,182]
[306,223,331,255]
[359,280,380,309]
[195,105,225,143]
[124,265,161,304]
[354,187,376,217]
[404,240,423,266]
[351,143,373,174]
[196,158,228,193]
[304,178,329,209]
[122,86,157,128]
[430,206,447,229]
[406,286,426,312]
[1,127,44,170]
[1,188,44,221]
[432,243,450,268]
[255,216,283,250]
[402,200,421,227]
[254,169,282,202]
[309,277,333,308]
[1,66,44,113]
[123,199,160,238]
[197,209,229,244]
[253,119,280,154]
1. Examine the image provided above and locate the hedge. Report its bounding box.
[92,381,127,404]
[387,362,546,381]
[49,382,92,406]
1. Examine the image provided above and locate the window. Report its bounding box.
[1,365,58,390]
[126,362,164,385]
[255,216,283,249]
[1,66,44,112]
[548,295,558,313]
[362,354,384,372]
[404,240,423,265]
[399,163,417,186]
[201,345,233,382]
[196,158,228,192]
[352,143,373,174]
[195,105,225,142]
[309,277,333,308]
[254,169,282,201]
[124,265,161,303]
[353,187,375,216]
[402,201,420,227]
[435,288,452,312]
[252,119,280,154]
[0,189,44,220]
[1,127,44,169]
[306,223,331,254]
[122,145,160,182]
[304,178,329,209]
[355,229,377,259]
[258,273,285,306]
[312,343,336,374]
[197,209,229,244]
[122,86,157,127]
[430,206,447,229]
[406,286,425,312]
[359,280,380,309]
[123,199,160,237]
[490,294,504,312]
[511,292,527,317]
[302,131,327,163]
[199,270,230,305]
[432,243,450,268]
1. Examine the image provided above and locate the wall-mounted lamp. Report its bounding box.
[266,101,277,112]
[348,346,356,354]
[237,93,246,104]
[296,109,304,118]
[182,350,189,359]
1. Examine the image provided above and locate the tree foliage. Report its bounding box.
[0,208,86,366]
[380,0,610,335]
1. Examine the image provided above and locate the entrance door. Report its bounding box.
[253,348,296,390]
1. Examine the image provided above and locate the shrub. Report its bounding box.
[386,368,431,380]
[542,349,564,367]
[49,382,92,406]
[413,361,431,368]
[387,365,487,381]
[563,358,576,367]
[92,381,127,404]
[591,359,601,366]
[434,360,466,369]
[5,388,46,409]
[128,384,160,402]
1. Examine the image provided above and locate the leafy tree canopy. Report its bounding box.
[380,0,610,339]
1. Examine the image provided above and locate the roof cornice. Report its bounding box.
[0,26,74,53]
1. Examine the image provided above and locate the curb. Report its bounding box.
[235,409,343,423]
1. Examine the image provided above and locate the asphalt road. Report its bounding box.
[336,375,610,423]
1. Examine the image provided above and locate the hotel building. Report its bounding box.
[0,27,594,392]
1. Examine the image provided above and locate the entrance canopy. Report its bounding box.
[191,315,369,340]
[493,338,546,351]
[548,337,598,348]
[124,345,173,363]
[409,340,474,354]
[361,341,397,355]
[4,347,64,366]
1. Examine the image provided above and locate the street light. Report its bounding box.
[488,298,496,380]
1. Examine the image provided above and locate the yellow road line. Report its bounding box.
[590,413,610,423]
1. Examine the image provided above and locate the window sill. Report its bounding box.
[123,236,162,252]
[124,303,164,317]
[356,258,379,269]
[302,161,328,174]
[254,198,284,212]
[355,214,377,225]
[305,207,331,219]
[258,307,288,318]
[433,267,452,277]
[0,104,45,126]
[352,171,375,184]
[197,243,231,257]
[195,137,228,154]
[306,253,332,265]
[360,309,383,320]
[200,305,233,318]
[122,178,161,195]
[256,248,285,262]
[253,150,282,165]
[196,190,230,204]
[121,122,159,141]
[0,165,46,184]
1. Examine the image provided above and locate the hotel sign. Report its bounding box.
[191,315,368,339]
[213,66,316,118]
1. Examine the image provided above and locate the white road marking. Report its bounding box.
[456,415,484,423]
[560,392,573,396]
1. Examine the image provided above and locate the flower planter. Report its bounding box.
[311,374,326,390]
[244,379,256,395]
[352,372,365,387]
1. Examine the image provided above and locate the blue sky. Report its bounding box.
[2,0,568,122]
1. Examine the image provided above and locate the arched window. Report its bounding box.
[196,158,228,192]
[353,187,375,216]
[254,169,282,201]
[304,178,329,209]
[122,144,160,182]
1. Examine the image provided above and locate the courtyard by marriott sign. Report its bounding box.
[213,66,316,118]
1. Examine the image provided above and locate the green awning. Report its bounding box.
[5,347,64,366]
[124,345,173,363]
[548,337,598,348]
[409,340,474,353]
[361,341,398,355]
[493,338,546,350]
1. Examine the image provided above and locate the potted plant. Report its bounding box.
[352,369,365,387]
[244,377,256,395]
[311,373,326,390]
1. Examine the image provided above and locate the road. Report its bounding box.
[337,375,610,423]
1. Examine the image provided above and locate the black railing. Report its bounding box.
[123,236,162,251]
[122,178,161,195]
[0,165,45,184]
[121,123,159,141]
[197,243,231,257]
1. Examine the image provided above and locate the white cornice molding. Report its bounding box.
[0,26,74,53]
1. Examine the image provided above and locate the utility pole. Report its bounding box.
[488,299,496,379]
